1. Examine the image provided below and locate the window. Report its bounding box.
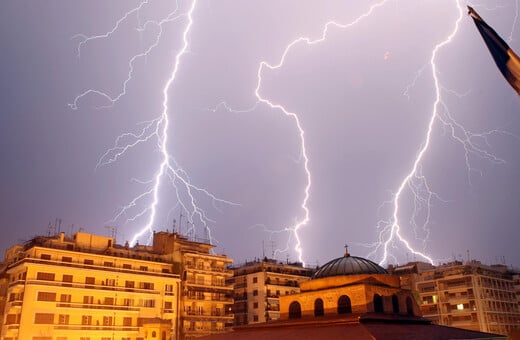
[139,265,148,271]
[104,297,114,305]
[123,317,132,326]
[164,301,173,312]
[32,337,52,340]
[85,277,95,287]
[406,297,414,316]
[58,314,69,325]
[105,278,115,286]
[5,314,19,325]
[253,302,258,309]
[253,315,259,322]
[36,272,55,281]
[60,294,72,303]
[81,315,92,325]
[338,295,352,314]
[142,299,156,307]
[84,259,94,265]
[123,298,134,306]
[253,290,258,296]
[289,301,301,319]
[63,274,73,286]
[103,316,113,326]
[37,292,56,302]
[103,261,113,267]
[123,263,132,269]
[34,313,54,324]
[165,284,174,295]
[62,256,72,263]
[314,298,324,317]
[125,280,135,288]
[140,282,154,290]
[83,295,94,304]
[252,277,258,283]
[373,294,383,313]
[40,254,51,260]
[392,295,399,313]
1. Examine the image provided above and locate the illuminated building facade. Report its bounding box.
[199,251,505,340]
[0,232,180,340]
[152,232,234,338]
[390,260,520,336]
[228,259,314,325]
[0,230,234,340]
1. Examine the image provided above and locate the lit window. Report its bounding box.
[457,303,464,310]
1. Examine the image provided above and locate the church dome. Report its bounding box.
[313,251,387,279]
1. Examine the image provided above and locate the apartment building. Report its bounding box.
[152,232,234,338]
[391,260,520,336]
[0,231,180,340]
[229,258,314,325]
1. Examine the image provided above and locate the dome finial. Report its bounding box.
[344,243,350,257]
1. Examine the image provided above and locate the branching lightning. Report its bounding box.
[222,0,513,265]
[71,0,516,265]
[71,0,237,246]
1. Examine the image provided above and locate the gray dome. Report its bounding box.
[313,254,388,279]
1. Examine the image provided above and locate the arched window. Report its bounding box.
[392,294,399,314]
[162,331,166,340]
[337,295,352,314]
[289,301,302,319]
[406,296,414,316]
[151,330,157,338]
[314,298,324,317]
[373,294,384,313]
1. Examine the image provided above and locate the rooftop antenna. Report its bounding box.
[262,240,265,258]
[104,226,117,239]
[271,241,276,259]
[54,218,62,234]
[344,243,349,257]
[179,212,184,236]
[172,218,177,233]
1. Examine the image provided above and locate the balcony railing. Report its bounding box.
[54,325,139,331]
[56,302,140,311]
[25,279,161,295]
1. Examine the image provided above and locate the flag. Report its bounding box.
[468,6,520,95]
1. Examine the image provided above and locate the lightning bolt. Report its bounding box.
[371,0,515,265]
[219,0,513,265]
[71,0,237,246]
[70,0,516,265]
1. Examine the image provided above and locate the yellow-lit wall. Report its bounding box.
[1,239,180,340]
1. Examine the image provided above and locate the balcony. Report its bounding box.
[183,311,234,321]
[25,279,161,295]
[56,302,140,311]
[54,325,139,331]
[184,263,233,276]
[185,294,233,303]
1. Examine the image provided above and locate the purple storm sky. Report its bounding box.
[1,0,519,268]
